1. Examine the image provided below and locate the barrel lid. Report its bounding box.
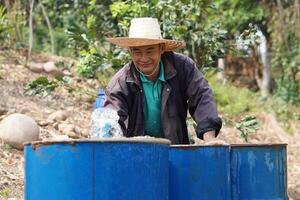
[24,137,171,148]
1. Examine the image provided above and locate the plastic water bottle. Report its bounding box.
[90,107,123,138]
[94,89,106,110]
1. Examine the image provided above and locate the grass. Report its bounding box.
[207,73,258,116]
[207,72,300,134]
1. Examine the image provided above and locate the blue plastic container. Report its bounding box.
[230,144,288,200]
[94,89,106,110]
[169,145,231,200]
[24,138,170,200]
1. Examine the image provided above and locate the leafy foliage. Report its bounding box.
[207,73,257,114]
[236,115,259,142]
[216,0,266,35]
[0,187,12,198]
[24,76,61,97]
[0,0,299,105]
[109,0,228,69]
[270,3,300,105]
[0,5,9,42]
[24,76,97,98]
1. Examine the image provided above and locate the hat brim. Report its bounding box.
[107,37,185,51]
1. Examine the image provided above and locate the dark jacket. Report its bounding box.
[104,51,222,144]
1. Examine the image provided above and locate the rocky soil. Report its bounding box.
[0,52,299,199]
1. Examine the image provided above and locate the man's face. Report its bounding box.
[130,44,164,75]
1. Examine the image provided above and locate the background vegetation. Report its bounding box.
[0,0,299,132]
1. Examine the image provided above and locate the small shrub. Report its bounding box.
[207,73,258,115]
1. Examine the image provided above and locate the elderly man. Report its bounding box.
[105,17,223,145]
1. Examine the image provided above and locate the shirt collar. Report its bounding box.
[140,62,165,83]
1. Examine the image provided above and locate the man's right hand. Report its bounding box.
[193,137,228,146]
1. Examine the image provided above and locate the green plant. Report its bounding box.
[0,187,12,198]
[110,0,228,69]
[24,76,61,97]
[207,73,258,115]
[76,47,130,78]
[1,144,12,152]
[0,5,9,42]
[236,115,259,142]
[270,1,300,105]
[24,76,97,98]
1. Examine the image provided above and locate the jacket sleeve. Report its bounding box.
[183,57,222,139]
[103,77,129,134]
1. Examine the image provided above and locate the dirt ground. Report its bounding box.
[0,53,299,200]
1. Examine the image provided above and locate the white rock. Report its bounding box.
[58,123,79,138]
[43,62,63,77]
[74,126,82,135]
[63,69,72,76]
[28,63,44,73]
[58,123,75,133]
[52,134,69,141]
[65,131,79,138]
[0,113,40,150]
[80,129,89,137]
[47,110,68,122]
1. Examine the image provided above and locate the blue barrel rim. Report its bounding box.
[170,143,287,149]
[24,137,171,148]
[170,144,230,149]
[230,143,287,147]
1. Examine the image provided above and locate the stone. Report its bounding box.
[0,108,7,116]
[53,122,59,130]
[63,69,72,76]
[52,134,69,140]
[58,123,80,138]
[74,126,82,135]
[37,120,49,127]
[0,113,40,150]
[28,63,44,73]
[65,131,79,138]
[81,129,89,137]
[58,123,75,133]
[43,62,64,77]
[47,110,68,122]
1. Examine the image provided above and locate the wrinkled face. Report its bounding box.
[130,44,164,75]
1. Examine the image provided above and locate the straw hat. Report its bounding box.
[107,18,185,51]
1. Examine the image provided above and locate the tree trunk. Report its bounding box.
[39,2,55,54]
[27,0,35,63]
[260,32,272,97]
[217,58,226,84]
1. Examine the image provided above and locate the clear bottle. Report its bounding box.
[90,107,123,138]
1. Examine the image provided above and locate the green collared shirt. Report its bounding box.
[139,62,165,138]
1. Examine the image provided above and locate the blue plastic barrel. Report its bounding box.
[169,145,231,200]
[24,138,170,200]
[230,144,288,200]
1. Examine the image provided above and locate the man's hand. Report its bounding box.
[204,138,228,145]
[192,131,228,145]
[202,131,228,145]
[203,131,216,141]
